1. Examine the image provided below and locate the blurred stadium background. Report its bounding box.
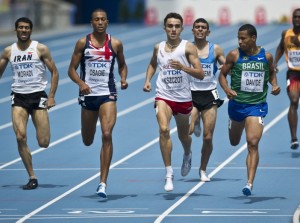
[0,0,299,34]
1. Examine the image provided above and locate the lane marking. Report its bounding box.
[15,129,177,222]
[0,97,154,170]
[154,106,289,223]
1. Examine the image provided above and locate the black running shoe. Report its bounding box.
[291,141,299,150]
[23,179,38,190]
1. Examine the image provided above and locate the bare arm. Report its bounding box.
[218,49,238,99]
[266,52,281,95]
[38,43,59,109]
[273,30,286,72]
[214,44,226,68]
[111,37,128,90]
[68,37,92,95]
[0,46,11,79]
[143,44,158,92]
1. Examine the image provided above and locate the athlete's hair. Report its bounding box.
[238,24,257,37]
[293,8,300,14]
[193,18,209,30]
[15,17,33,30]
[164,12,183,26]
[91,8,107,20]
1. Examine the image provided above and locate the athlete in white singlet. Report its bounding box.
[189,18,225,182]
[143,12,204,192]
[0,17,59,190]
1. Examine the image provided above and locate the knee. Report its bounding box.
[246,139,259,152]
[83,137,94,146]
[203,133,213,143]
[38,138,50,148]
[15,131,27,145]
[102,130,112,142]
[160,126,170,138]
[229,136,240,146]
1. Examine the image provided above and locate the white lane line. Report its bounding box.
[0,97,154,170]
[154,106,289,223]
[0,71,147,130]
[15,128,178,223]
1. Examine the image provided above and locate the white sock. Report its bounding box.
[166,166,173,177]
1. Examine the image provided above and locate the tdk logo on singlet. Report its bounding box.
[202,64,211,69]
[243,71,263,77]
[163,64,181,75]
[88,62,108,68]
[14,63,34,69]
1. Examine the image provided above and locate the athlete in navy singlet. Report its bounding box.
[68,8,128,199]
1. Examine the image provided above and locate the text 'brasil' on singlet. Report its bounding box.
[10,40,47,94]
[156,40,192,102]
[190,42,218,91]
[284,29,300,71]
[230,47,270,104]
[80,33,117,96]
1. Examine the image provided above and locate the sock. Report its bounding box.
[166,166,173,177]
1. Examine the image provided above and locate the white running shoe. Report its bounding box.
[164,175,174,192]
[181,151,192,176]
[194,121,202,137]
[96,182,107,199]
[200,170,211,182]
[242,183,253,196]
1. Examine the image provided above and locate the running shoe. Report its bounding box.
[96,183,107,198]
[23,178,38,190]
[200,170,211,182]
[164,175,174,192]
[291,141,299,150]
[194,121,202,137]
[181,151,192,176]
[242,183,253,196]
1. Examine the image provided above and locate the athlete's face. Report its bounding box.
[164,18,183,41]
[192,22,210,40]
[292,9,300,28]
[237,30,256,52]
[16,22,32,42]
[91,11,109,33]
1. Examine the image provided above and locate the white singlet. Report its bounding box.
[156,40,192,102]
[10,41,47,94]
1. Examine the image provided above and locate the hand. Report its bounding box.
[79,82,92,95]
[121,80,128,90]
[226,88,237,100]
[169,59,183,70]
[143,82,152,92]
[271,85,281,95]
[47,97,56,109]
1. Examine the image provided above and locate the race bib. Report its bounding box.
[240,70,264,92]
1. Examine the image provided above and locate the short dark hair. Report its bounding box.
[15,17,33,30]
[91,8,107,20]
[164,12,183,26]
[293,8,300,16]
[238,24,257,37]
[193,18,209,30]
